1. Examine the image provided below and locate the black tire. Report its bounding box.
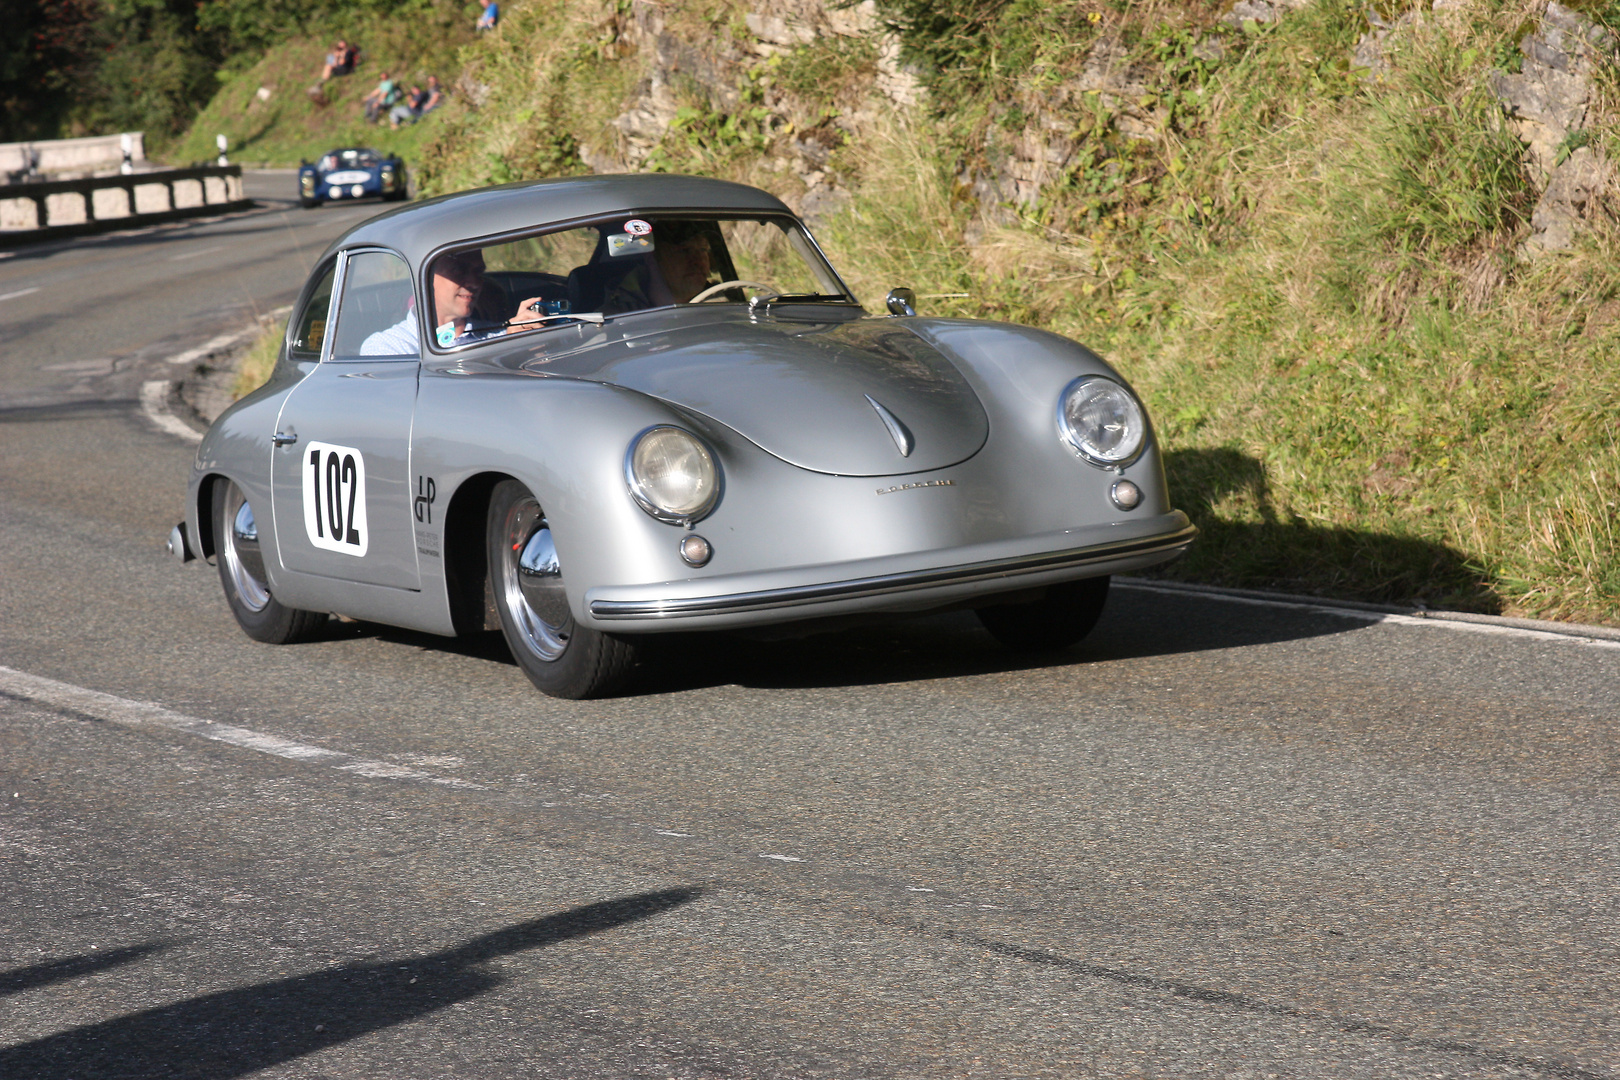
[213,479,327,644]
[300,199,320,209]
[976,576,1110,653]
[487,479,639,699]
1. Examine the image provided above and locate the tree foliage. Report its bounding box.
[1,0,104,141]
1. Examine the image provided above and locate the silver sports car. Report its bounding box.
[171,174,1195,698]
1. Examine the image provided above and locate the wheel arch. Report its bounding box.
[441,470,512,635]
[194,472,225,563]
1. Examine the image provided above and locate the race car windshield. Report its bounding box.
[425,215,855,349]
[319,149,383,170]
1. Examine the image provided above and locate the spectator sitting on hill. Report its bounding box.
[361,71,400,123]
[321,39,357,80]
[476,0,499,31]
[389,84,425,129]
[389,75,445,128]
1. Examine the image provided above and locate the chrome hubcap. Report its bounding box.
[222,485,271,613]
[501,497,572,662]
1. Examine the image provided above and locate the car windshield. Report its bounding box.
[321,149,381,170]
[424,214,854,349]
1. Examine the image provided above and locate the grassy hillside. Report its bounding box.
[196,0,1620,624]
[166,9,475,166]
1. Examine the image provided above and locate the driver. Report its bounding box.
[361,249,550,354]
[602,221,716,314]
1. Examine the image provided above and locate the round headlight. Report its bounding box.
[626,426,721,524]
[1057,376,1147,466]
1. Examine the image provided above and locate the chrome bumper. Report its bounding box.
[588,519,1196,622]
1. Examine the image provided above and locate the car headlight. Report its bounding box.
[1056,376,1147,467]
[625,426,721,524]
[300,173,315,194]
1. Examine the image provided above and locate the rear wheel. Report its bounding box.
[976,576,1110,653]
[213,479,327,643]
[487,479,639,699]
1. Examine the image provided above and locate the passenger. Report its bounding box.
[476,0,499,30]
[360,249,549,354]
[602,222,717,314]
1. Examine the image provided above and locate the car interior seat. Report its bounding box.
[567,257,649,314]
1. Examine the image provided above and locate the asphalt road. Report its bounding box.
[1,178,1618,1079]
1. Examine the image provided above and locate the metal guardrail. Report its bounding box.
[1,164,245,231]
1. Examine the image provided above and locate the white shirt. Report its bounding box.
[360,315,419,356]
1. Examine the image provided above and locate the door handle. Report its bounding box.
[272,431,298,446]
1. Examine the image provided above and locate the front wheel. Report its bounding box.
[487,480,639,699]
[213,479,327,643]
[976,576,1110,653]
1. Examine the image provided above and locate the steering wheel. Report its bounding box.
[688,279,781,305]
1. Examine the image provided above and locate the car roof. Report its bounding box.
[324,173,793,267]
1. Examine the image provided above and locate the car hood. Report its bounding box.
[534,315,990,477]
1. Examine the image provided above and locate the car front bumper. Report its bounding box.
[582,512,1196,631]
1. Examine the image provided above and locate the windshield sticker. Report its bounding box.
[302,442,369,556]
[435,322,457,347]
[607,232,654,257]
[623,219,652,236]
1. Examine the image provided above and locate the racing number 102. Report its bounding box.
[300,440,370,557]
[310,448,361,546]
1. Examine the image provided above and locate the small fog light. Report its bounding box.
[1110,479,1142,511]
[351,184,364,198]
[679,534,713,567]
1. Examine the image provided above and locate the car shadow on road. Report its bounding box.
[1156,447,1500,613]
[0,888,700,1080]
[323,582,1374,696]
[630,584,1373,695]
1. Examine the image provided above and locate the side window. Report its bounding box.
[289,261,336,362]
[332,250,416,360]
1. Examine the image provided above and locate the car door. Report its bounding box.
[271,247,421,590]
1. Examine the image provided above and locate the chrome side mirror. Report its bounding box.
[885,287,916,317]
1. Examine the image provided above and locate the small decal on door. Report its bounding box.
[302,441,369,556]
[414,475,436,523]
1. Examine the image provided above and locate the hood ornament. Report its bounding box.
[865,395,914,457]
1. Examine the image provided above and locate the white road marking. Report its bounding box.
[0,287,40,301]
[759,853,803,862]
[1115,582,1620,650]
[0,665,485,790]
[139,380,202,443]
[170,245,224,261]
[907,887,935,892]
[657,830,692,837]
[166,327,256,366]
[42,358,115,374]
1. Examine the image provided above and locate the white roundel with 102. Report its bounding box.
[302,441,369,556]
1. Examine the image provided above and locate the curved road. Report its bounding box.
[1,178,1618,1078]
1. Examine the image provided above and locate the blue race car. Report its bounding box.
[298,148,407,208]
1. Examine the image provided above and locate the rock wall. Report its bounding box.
[572,0,1614,256]
[578,0,920,222]
[1489,1,1615,254]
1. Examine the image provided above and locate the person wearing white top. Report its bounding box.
[359,249,547,354]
